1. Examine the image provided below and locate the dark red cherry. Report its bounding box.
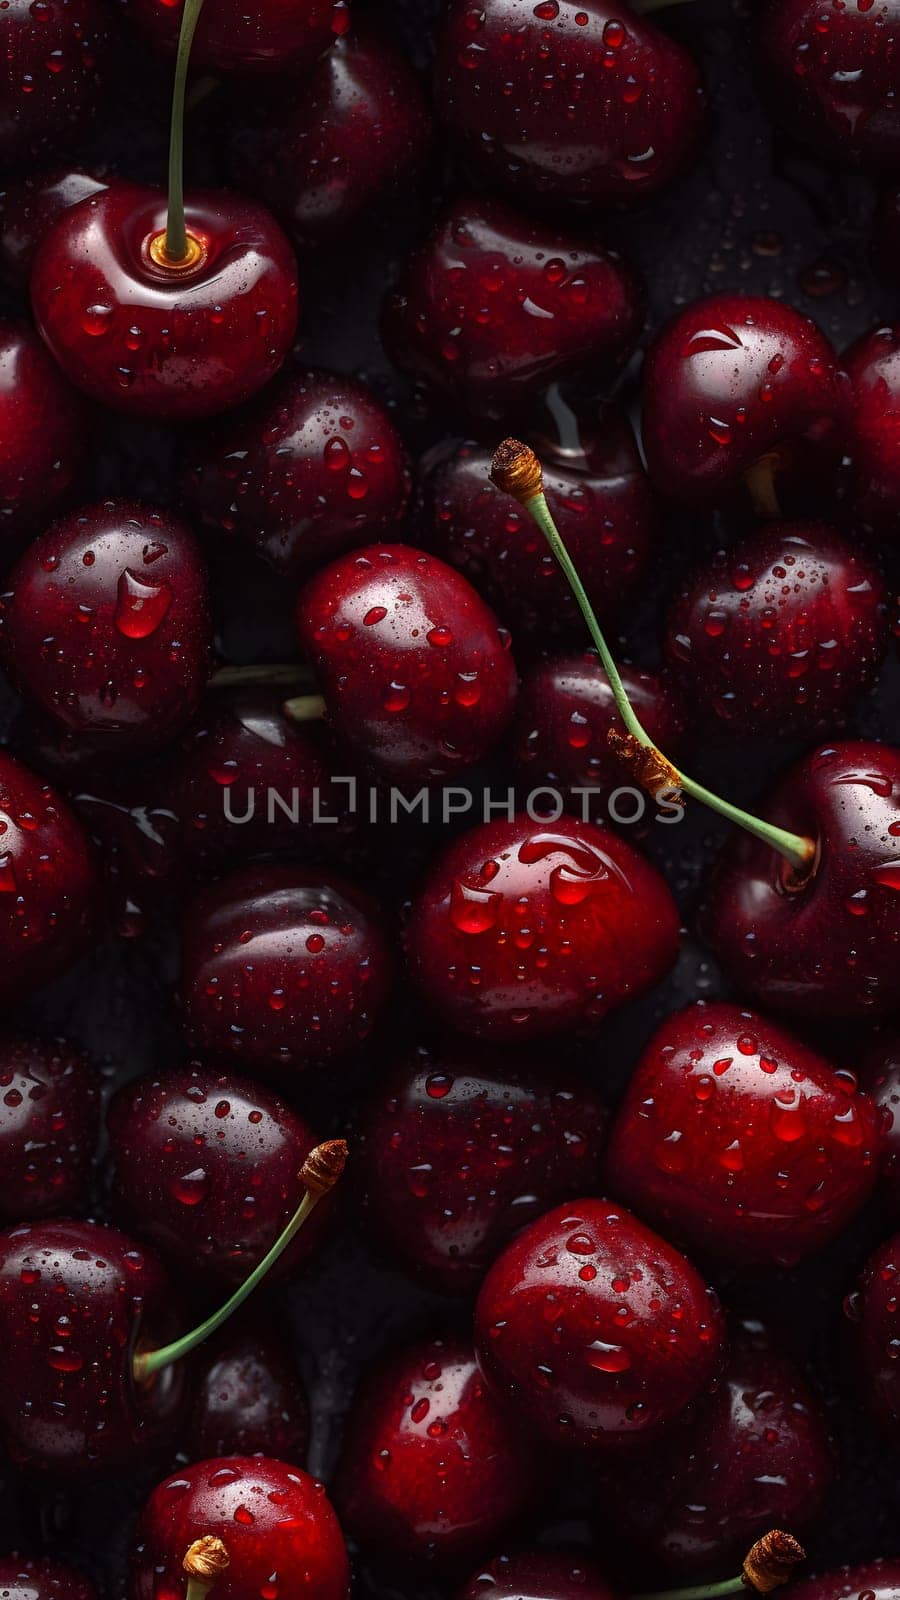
[406,814,680,1041]
[605,1000,881,1267]
[641,295,839,508]
[458,1552,616,1600]
[0,167,107,289]
[334,1333,540,1566]
[0,500,211,746]
[108,1067,329,1286]
[0,1558,97,1600]
[180,863,392,1078]
[474,1197,725,1450]
[130,1457,351,1600]
[182,370,410,577]
[296,545,517,784]
[788,1565,900,1600]
[228,24,431,245]
[841,324,900,531]
[0,321,86,537]
[0,1034,99,1221]
[383,197,641,422]
[121,0,349,74]
[705,740,900,1018]
[358,1042,609,1291]
[664,523,889,734]
[0,0,112,168]
[186,1329,309,1462]
[436,0,704,209]
[860,1032,900,1211]
[848,1231,900,1438]
[31,181,298,419]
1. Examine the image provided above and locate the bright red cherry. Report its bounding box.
[180,863,392,1078]
[405,814,680,1041]
[121,0,350,74]
[0,1034,99,1221]
[186,1329,309,1463]
[860,1032,900,1211]
[181,370,410,577]
[0,1558,97,1600]
[789,1566,900,1600]
[847,1231,900,1438]
[474,1198,725,1451]
[296,545,517,784]
[664,523,889,733]
[335,1333,540,1565]
[0,321,86,537]
[458,1553,616,1600]
[0,0,112,168]
[0,500,211,746]
[0,167,107,288]
[358,1042,609,1291]
[840,325,900,531]
[436,0,704,208]
[383,197,641,422]
[605,1000,881,1267]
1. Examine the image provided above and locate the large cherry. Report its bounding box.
[0,167,107,289]
[121,0,350,74]
[0,1559,97,1600]
[0,500,211,746]
[860,1032,900,1212]
[847,1231,900,1439]
[0,1034,100,1221]
[296,545,517,784]
[0,0,112,168]
[405,813,680,1042]
[458,1553,616,1600]
[474,1197,725,1450]
[358,1041,608,1291]
[186,1329,309,1462]
[841,324,900,532]
[0,321,87,538]
[334,1333,540,1566]
[383,197,641,422]
[788,1567,900,1600]
[605,1000,881,1267]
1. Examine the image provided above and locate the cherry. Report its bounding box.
[0,167,107,289]
[0,1034,100,1221]
[334,1333,540,1565]
[436,0,704,209]
[0,0,112,168]
[383,196,641,422]
[474,1197,725,1450]
[121,0,350,75]
[0,1558,97,1600]
[458,1553,616,1600]
[186,1329,309,1462]
[181,370,410,577]
[0,321,87,538]
[358,1041,609,1291]
[405,813,680,1042]
[0,499,211,746]
[640,295,839,512]
[605,1000,881,1268]
[180,863,392,1077]
[108,1066,329,1286]
[788,1566,900,1600]
[227,24,431,246]
[664,523,889,734]
[860,1032,900,1211]
[840,325,900,532]
[847,1231,900,1438]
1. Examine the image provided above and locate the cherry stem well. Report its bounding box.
[163,0,207,264]
[183,1538,230,1600]
[490,439,815,875]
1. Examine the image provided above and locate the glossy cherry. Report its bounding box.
[0,321,87,538]
[458,1553,616,1600]
[182,370,410,577]
[436,0,704,209]
[605,1000,881,1267]
[0,1558,97,1600]
[121,0,351,74]
[474,1197,725,1450]
[0,0,112,169]
[788,1566,900,1600]
[0,1034,100,1221]
[840,325,900,532]
[296,545,517,784]
[847,1232,900,1439]
[0,500,211,746]
[383,196,641,422]
[358,1041,608,1291]
[0,167,107,288]
[860,1032,900,1211]
[405,813,680,1041]
[180,863,392,1077]
[664,523,889,734]
[335,1333,540,1565]
[186,1329,309,1462]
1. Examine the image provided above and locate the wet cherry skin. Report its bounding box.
[458,1553,616,1600]
[788,1566,900,1600]
[180,863,392,1078]
[383,196,642,422]
[0,1558,97,1600]
[358,1042,609,1292]
[641,294,839,506]
[107,1067,329,1286]
[0,322,87,538]
[436,0,704,209]
[841,325,900,532]
[0,0,112,169]
[0,1218,185,1472]
[295,545,518,784]
[130,1457,351,1600]
[605,1000,881,1268]
[705,740,900,1019]
[186,1330,309,1462]
[474,1198,725,1451]
[0,500,211,747]
[849,1232,900,1438]
[860,1032,900,1211]
[0,1035,100,1221]
[334,1334,540,1566]
[405,814,680,1042]
[182,370,410,577]
[31,182,298,419]
[664,523,889,734]
[0,167,107,288]
[121,0,349,74]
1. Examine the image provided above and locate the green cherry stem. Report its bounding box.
[183,1538,230,1600]
[151,0,207,267]
[208,662,318,692]
[490,440,815,876]
[632,1531,806,1600]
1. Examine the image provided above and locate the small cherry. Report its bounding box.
[295,545,518,785]
[474,1197,725,1450]
[436,0,704,209]
[0,321,87,538]
[0,1558,97,1600]
[358,1041,609,1291]
[458,1553,616,1600]
[121,0,351,74]
[840,325,900,532]
[0,168,107,289]
[788,1565,900,1600]
[0,1034,100,1221]
[383,196,642,422]
[0,0,112,168]
[860,1032,900,1211]
[334,1333,540,1565]
[605,1000,881,1267]
[186,1328,309,1462]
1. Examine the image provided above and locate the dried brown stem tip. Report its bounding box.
[490,438,544,504]
[301,1137,349,1198]
[183,1537,230,1583]
[742,1531,806,1594]
[607,728,683,803]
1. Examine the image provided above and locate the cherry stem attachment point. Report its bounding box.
[183,1538,230,1600]
[163,0,207,264]
[632,1531,806,1600]
[133,1139,348,1384]
[489,439,815,876]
